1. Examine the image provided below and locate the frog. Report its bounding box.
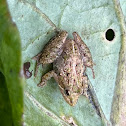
[32,30,95,106]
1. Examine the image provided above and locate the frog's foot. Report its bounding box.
[37,81,46,88]
[37,70,58,88]
[90,67,95,79]
[88,63,95,79]
[32,52,42,77]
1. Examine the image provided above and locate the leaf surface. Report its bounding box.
[6,0,123,125]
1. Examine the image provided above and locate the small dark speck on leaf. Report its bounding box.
[23,62,32,79]
[47,31,50,34]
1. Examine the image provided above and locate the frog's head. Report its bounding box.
[59,87,82,106]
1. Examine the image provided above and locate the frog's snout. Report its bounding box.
[69,98,77,106]
[59,86,80,106]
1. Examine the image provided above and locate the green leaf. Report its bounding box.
[0,1,23,126]
[6,0,124,125]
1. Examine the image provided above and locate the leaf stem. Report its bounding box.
[110,0,126,125]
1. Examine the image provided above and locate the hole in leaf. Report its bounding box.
[105,29,115,41]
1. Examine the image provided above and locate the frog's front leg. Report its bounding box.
[37,70,58,88]
[32,31,68,77]
[73,32,95,79]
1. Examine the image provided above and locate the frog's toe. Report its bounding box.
[37,82,46,88]
[32,52,42,61]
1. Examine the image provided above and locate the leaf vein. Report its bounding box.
[24,91,70,126]
[19,0,57,30]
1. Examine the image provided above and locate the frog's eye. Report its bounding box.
[66,73,69,76]
[64,89,70,96]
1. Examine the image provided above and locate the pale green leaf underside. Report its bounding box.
[120,0,126,19]
[7,0,121,126]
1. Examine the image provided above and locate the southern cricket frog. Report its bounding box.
[33,31,95,106]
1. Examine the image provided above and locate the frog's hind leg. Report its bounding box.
[32,52,42,77]
[39,31,68,64]
[37,70,58,88]
[73,32,95,79]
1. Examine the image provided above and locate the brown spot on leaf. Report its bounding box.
[23,62,32,79]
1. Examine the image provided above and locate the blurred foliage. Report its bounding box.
[0,0,23,126]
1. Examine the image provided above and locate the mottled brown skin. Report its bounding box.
[33,31,95,106]
[32,31,68,76]
[73,32,95,79]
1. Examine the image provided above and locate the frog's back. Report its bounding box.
[53,39,84,89]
